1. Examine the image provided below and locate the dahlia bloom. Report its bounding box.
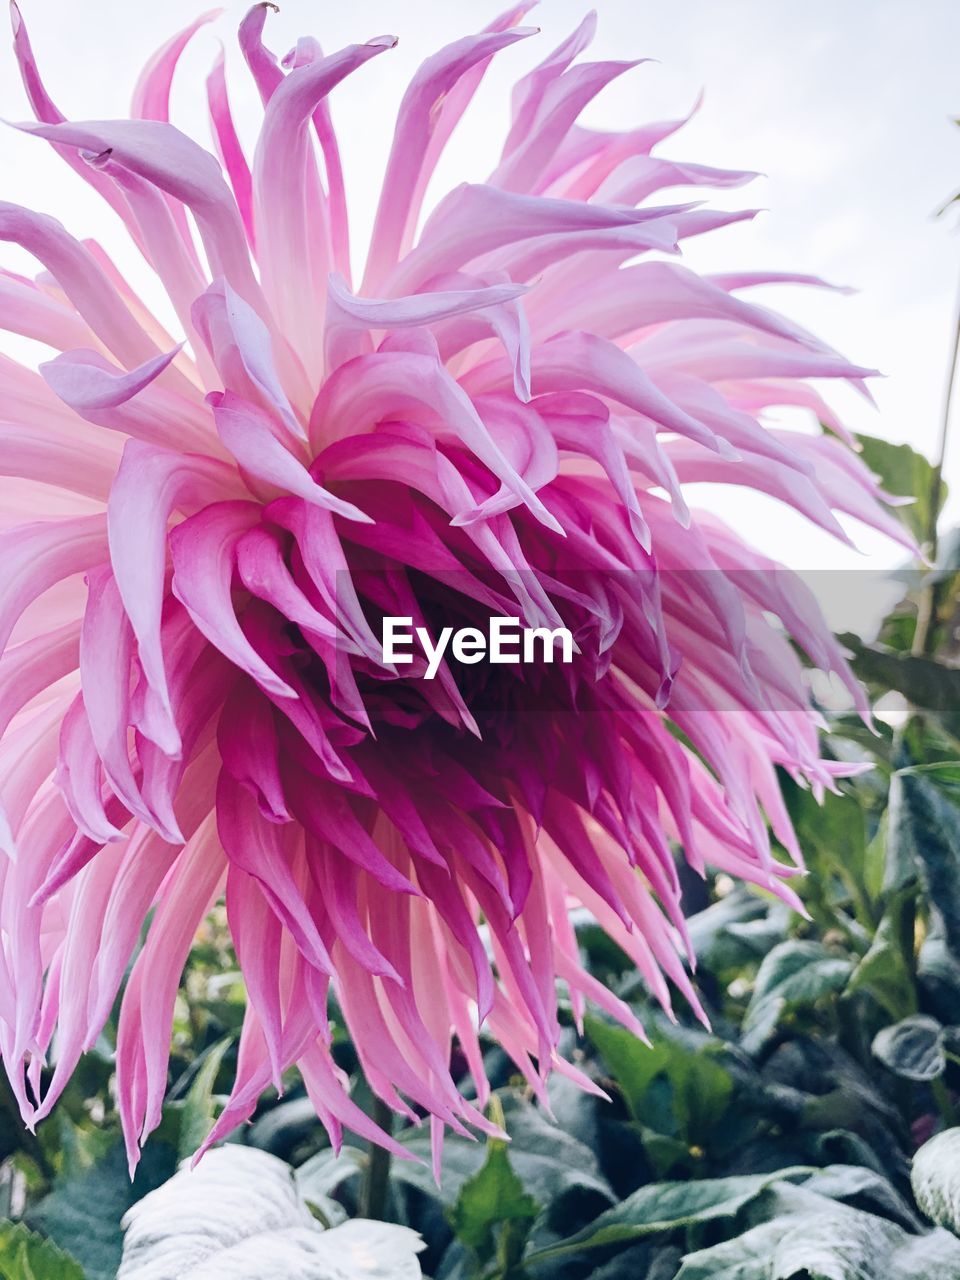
[0,4,911,1175]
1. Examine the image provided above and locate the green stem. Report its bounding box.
[898,893,918,987]
[931,1078,958,1130]
[842,865,877,936]
[913,266,960,655]
[360,1098,394,1221]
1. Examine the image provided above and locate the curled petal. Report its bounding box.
[363,25,537,290]
[16,118,265,316]
[209,390,371,522]
[108,441,238,754]
[0,514,107,657]
[170,500,297,698]
[253,35,397,376]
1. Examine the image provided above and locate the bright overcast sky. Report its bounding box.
[1,1,958,626]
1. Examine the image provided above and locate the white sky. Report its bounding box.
[1,0,958,626]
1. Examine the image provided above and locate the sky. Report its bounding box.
[1,0,958,626]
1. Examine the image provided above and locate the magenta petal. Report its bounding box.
[16,118,265,316]
[108,441,236,753]
[206,46,256,250]
[253,34,397,378]
[0,202,165,370]
[363,25,536,291]
[170,500,297,698]
[132,10,224,122]
[41,345,183,413]
[193,278,303,438]
[209,389,371,521]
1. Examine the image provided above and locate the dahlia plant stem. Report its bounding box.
[893,264,960,1037]
[360,1099,394,1221]
[913,262,960,655]
[932,1076,960,1129]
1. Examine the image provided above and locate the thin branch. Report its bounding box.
[360,1099,394,1221]
[913,264,960,654]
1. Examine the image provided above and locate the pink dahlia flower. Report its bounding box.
[0,4,911,1174]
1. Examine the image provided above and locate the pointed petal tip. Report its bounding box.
[535,503,566,536]
[449,506,482,528]
[207,38,226,70]
[628,513,652,554]
[716,438,741,462]
[9,0,21,36]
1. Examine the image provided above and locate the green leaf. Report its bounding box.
[583,1242,662,1280]
[872,1015,946,1082]
[296,1146,366,1206]
[898,761,960,788]
[723,908,794,963]
[118,1146,423,1277]
[448,1137,539,1271]
[246,1096,323,1158]
[584,1017,671,1123]
[784,784,868,884]
[681,1209,960,1280]
[585,1018,734,1148]
[177,1036,232,1162]
[912,1128,960,1235]
[677,1181,960,1279]
[889,1229,960,1278]
[854,434,943,542]
[742,941,853,1054]
[842,639,960,721]
[845,892,918,1021]
[781,781,876,931]
[675,1216,783,1280]
[802,1163,923,1232]
[666,1048,734,1146]
[919,934,960,1025]
[525,1168,811,1263]
[0,1220,86,1280]
[685,889,779,971]
[25,1140,174,1280]
[394,1103,613,1220]
[635,1128,695,1180]
[890,768,960,951]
